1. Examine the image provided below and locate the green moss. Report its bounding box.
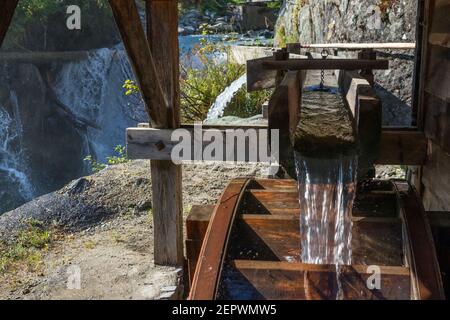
[0,219,53,274]
[274,0,303,47]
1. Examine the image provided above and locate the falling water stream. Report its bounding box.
[0,92,34,212]
[206,74,247,120]
[293,89,358,299]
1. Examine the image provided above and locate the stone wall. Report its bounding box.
[275,0,418,126]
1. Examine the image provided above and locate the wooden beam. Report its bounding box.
[127,127,427,165]
[287,42,416,51]
[127,126,270,162]
[145,0,183,267]
[0,0,18,47]
[378,130,428,165]
[393,181,445,299]
[262,58,389,71]
[189,179,250,300]
[226,260,411,300]
[108,0,168,128]
[338,70,382,177]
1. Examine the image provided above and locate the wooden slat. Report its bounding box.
[0,0,18,47]
[127,126,427,165]
[424,91,450,152]
[246,56,277,92]
[127,127,270,162]
[393,181,445,299]
[377,130,428,165]
[287,42,416,51]
[186,205,215,287]
[189,179,250,300]
[108,0,168,128]
[428,0,450,48]
[338,70,382,177]
[262,59,389,71]
[219,260,410,300]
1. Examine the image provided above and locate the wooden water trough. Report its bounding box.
[187,178,444,299]
[184,54,443,300]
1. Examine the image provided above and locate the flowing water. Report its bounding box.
[206,74,247,120]
[295,153,357,265]
[293,89,358,299]
[0,92,34,212]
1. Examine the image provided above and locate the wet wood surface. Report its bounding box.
[187,178,443,299]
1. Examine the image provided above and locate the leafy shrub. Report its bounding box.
[84,145,128,174]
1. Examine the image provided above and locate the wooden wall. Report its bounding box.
[413,0,450,210]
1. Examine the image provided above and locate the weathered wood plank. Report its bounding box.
[246,56,277,92]
[108,0,168,128]
[146,0,180,129]
[423,45,450,102]
[377,130,428,165]
[127,127,271,162]
[262,59,389,71]
[422,142,450,211]
[145,0,183,267]
[428,0,450,48]
[424,92,450,152]
[287,42,416,52]
[393,181,445,299]
[219,260,410,300]
[186,205,215,287]
[189,179,250,300]
[0,0,18,47]
[268,71,304,177]
[127,127,427,165]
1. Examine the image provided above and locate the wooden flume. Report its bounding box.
[188,179,444,300]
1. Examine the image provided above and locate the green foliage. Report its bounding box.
[3,0,113,51]
[122,37,270,123]
[83,155,106,174]
[181,37,271,122]
[0,219,52,274]
[122,79,140,96]
[106,145,128,166]
[84,145,128,174]
[223,87,272,118]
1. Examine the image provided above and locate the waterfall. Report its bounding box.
[206,74,247,120]
[0,92,34,213]
[53,45,147,162]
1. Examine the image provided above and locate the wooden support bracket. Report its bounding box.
[0,0,19,47]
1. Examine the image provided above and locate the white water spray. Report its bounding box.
[0,92,34,205]
[206,74,247,120]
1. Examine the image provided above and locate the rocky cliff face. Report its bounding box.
[275,0,418,126]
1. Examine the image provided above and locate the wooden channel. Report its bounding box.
[188,178,445,300]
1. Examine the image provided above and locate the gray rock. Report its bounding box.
[275,0,416,126]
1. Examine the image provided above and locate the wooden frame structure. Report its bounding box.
[1,1,448,282]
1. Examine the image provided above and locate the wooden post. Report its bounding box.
[358,49,376,86]
[0,0,18,47]
[146,0,184,266]
[108,0,168,128]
